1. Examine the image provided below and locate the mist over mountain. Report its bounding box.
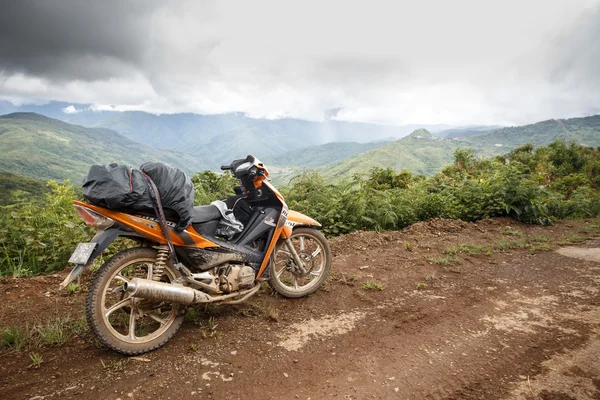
[0,101,456,167]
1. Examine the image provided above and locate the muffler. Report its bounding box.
[124,278,211,305]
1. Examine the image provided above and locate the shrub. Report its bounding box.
[2,140,600,277]
[0,181,90,276]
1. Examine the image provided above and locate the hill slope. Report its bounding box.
[320,114,600,179]
[319,130,502,178]
[468,116,600,147]
[62,110,453,167]
[0,113,209,182]
[269,140,391,168]
[0,172,50,205]
[435,125,503,138]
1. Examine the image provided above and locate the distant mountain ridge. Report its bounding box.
[311,113,600,180]
[468,116,600,147]
[0,113,209,182]
[435,125,503,138]
[317,130,503,178]
[269,141,391,168]
[0,101,455,168]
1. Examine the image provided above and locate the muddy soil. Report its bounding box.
[1,217,600,400]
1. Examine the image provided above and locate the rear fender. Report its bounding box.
[280,210,321,239]
[59,229,122,289]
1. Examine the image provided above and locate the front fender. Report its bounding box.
[59,229,122,289]
[281,210,321,238]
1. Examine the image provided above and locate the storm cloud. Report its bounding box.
[0,0,599,125]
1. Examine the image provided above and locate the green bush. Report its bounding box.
[1,139,599,277]
[0,181,90,276]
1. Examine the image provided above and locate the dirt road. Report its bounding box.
[1,218,599,400]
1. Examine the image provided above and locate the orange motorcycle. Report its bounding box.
[61,155,331,354]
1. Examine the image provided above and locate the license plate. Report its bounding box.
[68,242,97,265]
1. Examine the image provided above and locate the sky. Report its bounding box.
[0,0,599,126]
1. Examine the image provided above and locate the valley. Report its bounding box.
[1,104,600,186]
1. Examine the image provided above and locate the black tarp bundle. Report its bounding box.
[82,162,194,231]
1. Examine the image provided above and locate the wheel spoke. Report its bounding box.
[299,237,305,251]
[311,247,322,258]
[146,313,167,326]
[128,307,137,340]
[114,274,130,284]
[105,297,132,319]
[276,267,286,279]
[146,263,153,280]
[110,285,125,294]
[294,278,299,290]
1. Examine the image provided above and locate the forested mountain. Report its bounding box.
[0,101,454,167]
[435,125,503,138]
[468,116,600,147]
[2,105,599,186]
[0,113,209,182]
[317,129,504,178]
[269,140,391,168]
[62,111,452,166]
[301,115,600,180]
[0,172,50,205]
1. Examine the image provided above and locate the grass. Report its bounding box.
[437,234,556,262]
[238,301,280,322]
[556,234,588,246]
[444,244,484,256]
[185,309,220,338]
[430,255,458,265]
[526,235,551,243]
[328,273,358,286]
[405,242,414,251]
[200,317,219,339]
[502,229,523,236]
[28,352,43,368]
[578,222,600,234]
[184,308,200,324]
[362,280,386,291]
[0,316,88,351]
[529,243,553,254]
[100,358,129,372]
[65,282,80,295]
[415,282,428,290]
[493,238,530,251]
[2,326,29,351]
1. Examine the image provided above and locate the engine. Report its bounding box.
[219,264,255,293]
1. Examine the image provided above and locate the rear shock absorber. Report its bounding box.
[153,245,169,281]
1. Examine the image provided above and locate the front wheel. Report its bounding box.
[269,227,331,298]
[85,247,184,355]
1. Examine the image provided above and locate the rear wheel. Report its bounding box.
[86,247,184,355]
[269,227,331,298]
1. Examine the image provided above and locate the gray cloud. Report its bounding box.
[0,0,159,80]
[0,0,599,125]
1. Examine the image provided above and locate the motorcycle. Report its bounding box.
[60,155,331,355]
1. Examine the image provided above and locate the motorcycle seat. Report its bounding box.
[192,205,221,224]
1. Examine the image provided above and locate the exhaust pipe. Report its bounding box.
[125,278,211,305]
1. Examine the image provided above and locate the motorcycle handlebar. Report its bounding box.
[220,165,231,171]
